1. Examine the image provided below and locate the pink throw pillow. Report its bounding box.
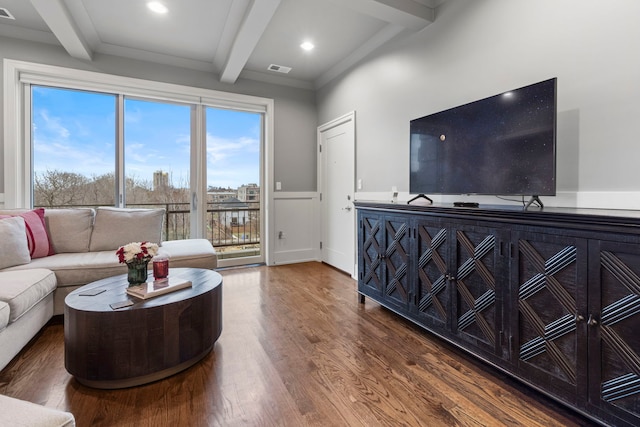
[0,208,53,258]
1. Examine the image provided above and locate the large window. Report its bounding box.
[124,98,191,206]
[4,60,274,266]
[32,87,117,207]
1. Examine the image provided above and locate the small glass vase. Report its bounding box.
[127,261,149,286]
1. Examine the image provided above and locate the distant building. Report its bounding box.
[153,170,169,190]
[219,197,249,226]
[208,190,237,204]
[238,183,260,202]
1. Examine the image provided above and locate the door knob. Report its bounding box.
[587,314,598,327]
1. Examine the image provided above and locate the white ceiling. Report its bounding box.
[0,0,448,89]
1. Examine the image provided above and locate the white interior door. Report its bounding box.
[319,112,355,276]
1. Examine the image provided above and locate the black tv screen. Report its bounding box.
[410,78,557,196]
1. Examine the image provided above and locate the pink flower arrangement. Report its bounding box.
[116,241,159,264]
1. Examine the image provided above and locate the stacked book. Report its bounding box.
[126,277,192,300]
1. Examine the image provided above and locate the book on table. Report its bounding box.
[126,277,192,299]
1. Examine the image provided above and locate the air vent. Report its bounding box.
[0,8,15,20]
[267,64,292,74]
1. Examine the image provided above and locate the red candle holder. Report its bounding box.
[153,256,169,280]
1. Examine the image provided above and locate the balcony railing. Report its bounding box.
[149,202,260,248]
[36,202,261,257]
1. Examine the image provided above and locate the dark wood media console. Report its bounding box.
[356,201,640,427]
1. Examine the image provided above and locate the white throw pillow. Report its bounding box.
[89,207,165,252]
[0,216,31,269]
[45,208,95,253]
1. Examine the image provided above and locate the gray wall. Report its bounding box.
[0,36,318,194]
[317,0,640,206]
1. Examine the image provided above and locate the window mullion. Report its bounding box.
[23,84,33,207]
[190,104,206,238]
[116,94,125,207]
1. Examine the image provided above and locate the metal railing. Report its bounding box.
[150,202,260,248]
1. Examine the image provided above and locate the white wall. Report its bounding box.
[317,0,640,209]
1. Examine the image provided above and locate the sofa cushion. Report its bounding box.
[89,207,165,252]
[0,208,52,258]
[159,239,217,270]
[0,269,56,323]
[5,240,216,288]
[44,208,95,253]
[0,217,31,269]
[0,394,75,427]
[4,252,127,289]
[0,301,9,331]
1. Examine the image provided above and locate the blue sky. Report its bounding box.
[32,86,261,189]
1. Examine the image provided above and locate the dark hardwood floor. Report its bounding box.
[0,262,597,426]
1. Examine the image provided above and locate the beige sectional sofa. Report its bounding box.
[0,207,217,372]
[0,394,75,426]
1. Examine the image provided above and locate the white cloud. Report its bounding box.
[39,110,70,139]
[124,107,143,124]
[33,136,113,177]
[205,134,259,165]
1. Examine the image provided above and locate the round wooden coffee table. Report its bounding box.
[64,268,222,389]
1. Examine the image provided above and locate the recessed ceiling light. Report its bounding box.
[147,2,168,14]
[300,41,315,51]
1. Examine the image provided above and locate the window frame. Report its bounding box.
[3,59,274,263]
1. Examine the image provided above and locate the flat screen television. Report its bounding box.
[409,78,557,205]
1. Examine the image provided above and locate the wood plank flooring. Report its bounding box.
[0,262,596,426]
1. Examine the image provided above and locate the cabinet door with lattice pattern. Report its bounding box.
[589,240,640,426]
[414,218,450,331]
[452,224,507,358]
[381,215,412,311]
[512,231,588,404]
[358,211,384,298]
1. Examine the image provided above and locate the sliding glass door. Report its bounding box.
[123,98,192,240]
[30,85,264,265]
[205,107,263,264]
